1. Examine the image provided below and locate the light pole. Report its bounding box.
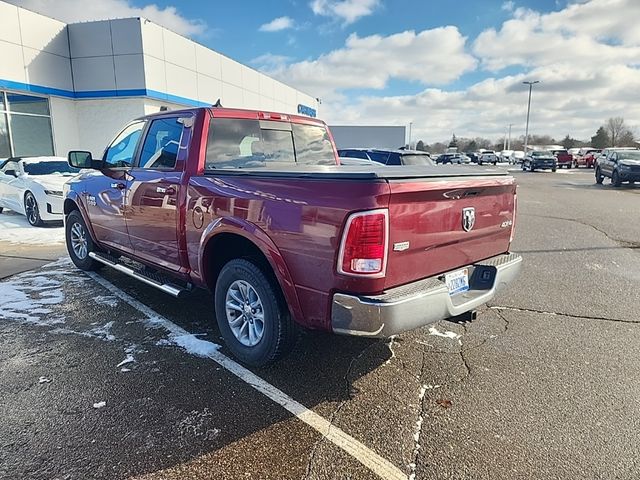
[507,123,513,150]
[522,81,539,153]
[408,122,413,149]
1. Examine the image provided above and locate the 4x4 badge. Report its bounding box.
[462,207,475,232]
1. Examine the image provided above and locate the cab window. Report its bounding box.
[137,117,184,170]
[104,121,145,168]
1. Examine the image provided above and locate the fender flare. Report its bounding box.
[63,193,100,246]
[198,217,304,325]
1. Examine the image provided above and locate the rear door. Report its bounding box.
[85,121,145,253]
[124,115,189,272]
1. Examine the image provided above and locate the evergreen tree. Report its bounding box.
[591,127,610,149]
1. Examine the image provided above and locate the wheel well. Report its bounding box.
[203,233,276,291]
[64,199,80,215]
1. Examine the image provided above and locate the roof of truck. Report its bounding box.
[139,106,326,126]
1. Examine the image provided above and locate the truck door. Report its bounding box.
[86,121,145,253]
[124,115,188,273]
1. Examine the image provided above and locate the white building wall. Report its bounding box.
[49,97,79,155]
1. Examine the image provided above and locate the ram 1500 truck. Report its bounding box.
[64,107,522,366]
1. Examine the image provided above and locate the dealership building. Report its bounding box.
[0,0,319,159]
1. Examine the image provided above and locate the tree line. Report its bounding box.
[413,117,637,154]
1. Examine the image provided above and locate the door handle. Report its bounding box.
[111,182,125,190]
[156,186,176,195]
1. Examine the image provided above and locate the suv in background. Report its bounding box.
[337,148,434,166]
[522,150,557,172]
[478,150,498,165]
[595,148,640,186]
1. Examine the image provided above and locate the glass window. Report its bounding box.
[368,151,390,164]
[10,115,54,157]
[261,129,295,163]
[0,113,10,158]
[104,121,145,168]
[402,154,434,166]
[343,150,369,159]
[6,93,50,115]
[1,161,19,176]
[386,153,402,165]
[138,117,184,170]
[292,124,335,165]
[23,161,80,175]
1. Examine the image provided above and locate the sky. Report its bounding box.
[8,0,640,144]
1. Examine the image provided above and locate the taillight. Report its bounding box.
[510,189,517,244]
[338,209,389,276]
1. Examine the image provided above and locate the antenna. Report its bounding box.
[213,99,223,108]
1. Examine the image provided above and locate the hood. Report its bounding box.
[26,174,74,191]
[620,160,640,166]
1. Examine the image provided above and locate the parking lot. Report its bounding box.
[1,167,639,480]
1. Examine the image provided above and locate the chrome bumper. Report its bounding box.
[331,252,522,337]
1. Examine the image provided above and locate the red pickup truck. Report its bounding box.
[64,107,521,366]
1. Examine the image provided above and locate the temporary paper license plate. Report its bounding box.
[445,268,469,295]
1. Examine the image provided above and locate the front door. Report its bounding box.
[124,116,188,272]
[86,121,145,253]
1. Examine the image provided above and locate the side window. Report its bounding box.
[386,153,402,165]
[368,151,390,164]
[345,150,368,160]
[1,161,18,177]
[138,117,184,170]
[104,121,145,168]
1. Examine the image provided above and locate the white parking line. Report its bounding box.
[86,272,408,480]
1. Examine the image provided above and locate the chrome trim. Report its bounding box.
[331,253,522,337]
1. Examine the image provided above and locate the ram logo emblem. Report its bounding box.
[462,207,475,232]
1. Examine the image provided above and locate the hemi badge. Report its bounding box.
[393,241,410,252]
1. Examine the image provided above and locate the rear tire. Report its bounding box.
[24,191,43,227]
[612,170,622,187]
[65,210,102,271]
[0,207,3,214]
[214,259,298,367]
[595,167,604,184]
[552,168,557,172]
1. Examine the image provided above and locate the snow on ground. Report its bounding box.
[0,210,64,245]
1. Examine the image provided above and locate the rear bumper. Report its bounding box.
[331,252,522,337]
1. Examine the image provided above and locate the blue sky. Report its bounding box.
[10,0,640,143]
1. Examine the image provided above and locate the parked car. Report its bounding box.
[574,148,601,168]
[595,148,640,187]
[338,148,434,166]
[478,151,498,165]
[509,151,525,164]
[0,156,80,226]
[522,150,557,172]
[435,153,470,164]
[500,150,514,162]
[64,107,521,366]
[466,152,479,163]
[549,149,573,169]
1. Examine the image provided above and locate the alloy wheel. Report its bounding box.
[225,280,265,347]
[70,222,89,259]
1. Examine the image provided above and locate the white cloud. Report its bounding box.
[502,1,515,11]
[261,27,477,101]
[310,0,380,24]
[259,16,295,32]
[7,0,206,37]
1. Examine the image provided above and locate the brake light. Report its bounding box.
[338,209,389,276]
[510,189,517,244]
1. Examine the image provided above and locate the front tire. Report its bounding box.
[24,192,43,227]
[595,167,604,184]
[65,210,102,271]
[612,170,622,187]
[214,259,298,367]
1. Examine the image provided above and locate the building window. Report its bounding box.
[0,91,55,158]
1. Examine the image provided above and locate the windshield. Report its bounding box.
[402,154,434,166]
[23,161,80,175]
[532,151,552,157]
[619,151,640,160]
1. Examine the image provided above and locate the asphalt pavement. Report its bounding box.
[1,166,639,480]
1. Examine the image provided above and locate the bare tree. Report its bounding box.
[606,117,626,146]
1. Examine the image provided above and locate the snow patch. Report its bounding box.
[94,295,119,308]
[384,335,397,366]
[38,376,51,384]
[116,354,135,368]
[428,326,461,340]
[0,210,64,245]
[93,401,106,409]
[170,334,220,358]
[0,270,65,326]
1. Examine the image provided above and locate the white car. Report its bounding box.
[0,156,80,226]
[509,150,525,164]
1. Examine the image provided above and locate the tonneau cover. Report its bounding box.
[204,164,508,180]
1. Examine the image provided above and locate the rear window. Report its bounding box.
[367,151,390,164]
[402,154,434,166]
[205,118,335,170]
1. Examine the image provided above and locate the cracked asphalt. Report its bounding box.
[1,168,639,479]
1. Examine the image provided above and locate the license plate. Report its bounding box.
[445,268,469,295]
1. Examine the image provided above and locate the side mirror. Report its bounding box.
[68,151,100,169]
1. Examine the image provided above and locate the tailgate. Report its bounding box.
[384,176,516,289]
